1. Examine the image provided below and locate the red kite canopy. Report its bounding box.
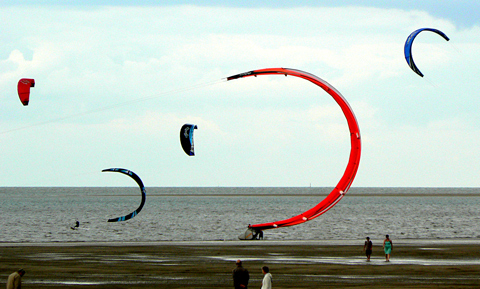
[17,78,35,106]
[228,68,361,232]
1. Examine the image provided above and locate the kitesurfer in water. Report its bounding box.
[71,221,79,230]
[383,234,393,262]
[232,259,249,289]
[363,236,373,261]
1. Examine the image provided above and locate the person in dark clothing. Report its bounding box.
[232,259,249,289]
[252,229,264,240]
[363,236,373,261]
[71,220,79,230]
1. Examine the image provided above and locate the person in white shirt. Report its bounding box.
[261,266,272,289]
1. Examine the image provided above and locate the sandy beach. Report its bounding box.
[1,240,480,288]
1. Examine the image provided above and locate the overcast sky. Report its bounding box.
[1,1,479,187]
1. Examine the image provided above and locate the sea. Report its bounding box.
[1,187,479,243]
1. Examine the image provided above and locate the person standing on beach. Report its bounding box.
[233,259,249,289]
[6,269,25,289]
[363,236,373,261]
[383,234,393,262]
[261,266,272,289]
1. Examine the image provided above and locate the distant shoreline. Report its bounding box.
[2,186,479,198]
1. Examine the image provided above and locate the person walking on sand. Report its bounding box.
[6,269,25,289]
[233,259,249,289]
[261,266,272,289]
[363,236,373,261]
[383,234,393,262]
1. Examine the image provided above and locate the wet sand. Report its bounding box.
[1,240,480,288]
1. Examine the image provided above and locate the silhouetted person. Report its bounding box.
[363,236,373,261]
[232,259,249,289]
[252,229,263,240]
[71,220,80,230]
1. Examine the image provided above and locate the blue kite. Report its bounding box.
[180,124,198,156]
[102,168,146,222]
[404,28,449,77]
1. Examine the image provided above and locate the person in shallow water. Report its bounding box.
[71,220,79,230]
[363,236,373,261]
[232,259,249,289]
[383,234,393,262]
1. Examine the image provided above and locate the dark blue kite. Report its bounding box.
[404,28,450,77]
[102,168,146,222]
[180,124,197,156]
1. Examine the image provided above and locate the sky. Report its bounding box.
[1,1,479,187]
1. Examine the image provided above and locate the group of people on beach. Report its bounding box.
[230,235,393,289]
[363,234,393,262]
[6,237,393,289]
[233,259,272,289]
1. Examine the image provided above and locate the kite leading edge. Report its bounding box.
[227,68,362,239]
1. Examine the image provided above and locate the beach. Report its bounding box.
[1,240,480,288]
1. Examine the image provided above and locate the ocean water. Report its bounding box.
[1,187,479,243]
